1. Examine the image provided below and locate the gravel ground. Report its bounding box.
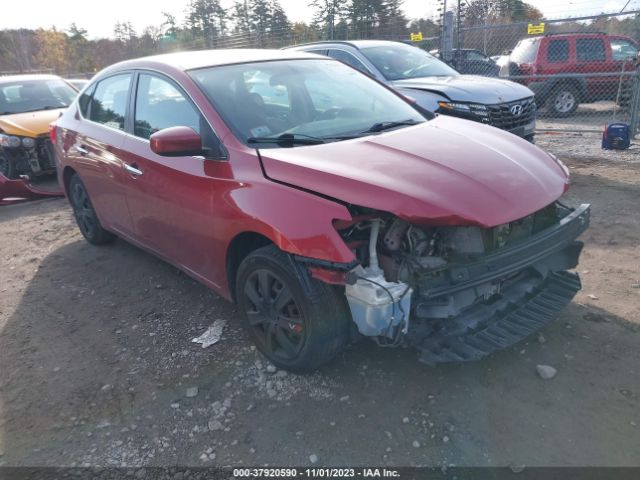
[0,153,639,468]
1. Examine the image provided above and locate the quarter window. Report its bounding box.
[577,38,605,62]
[78,83,95,118]
[89,74,132,130]
[547,40,569,62]
[134,74,201,140]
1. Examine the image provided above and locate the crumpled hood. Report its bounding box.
[258,116,568,228]
[392,75,533,104]
[0,109,65,137]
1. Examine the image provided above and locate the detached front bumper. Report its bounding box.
[409,204,590,364]
[0,172,63,205]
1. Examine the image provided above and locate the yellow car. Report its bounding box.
[0,74,77,179]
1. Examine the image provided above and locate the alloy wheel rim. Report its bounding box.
[554,91,575,113]
[243,269,305,361]
[71,182,96,237]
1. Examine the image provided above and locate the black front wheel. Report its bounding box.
[236,245,351,373]
[69,174,116,245]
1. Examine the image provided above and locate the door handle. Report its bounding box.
[124,163,143,176]
[76,145,88,155]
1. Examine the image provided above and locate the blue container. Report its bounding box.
[602,123,631,150]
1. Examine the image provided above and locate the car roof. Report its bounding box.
[0,74,62,85]
[286,39,406,50]
[102,49,322,74]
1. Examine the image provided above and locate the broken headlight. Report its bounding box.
[0,133,22,148]
[21,137,36,148]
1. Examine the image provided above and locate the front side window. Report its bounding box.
[611,39,638,61]
[328,49,372,75]
[0,78,77,115]
[360,44,459,80]
[89,74,132,131]
[134,74,200,139]
[189,59,425,147]
[547,40,569,63]
[577,38,605,62]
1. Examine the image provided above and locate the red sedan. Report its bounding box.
[52,49,590,372]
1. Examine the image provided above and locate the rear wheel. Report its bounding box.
[236,245,351,373]
[0,151,17,179]
[69,174,116,245]
[546,84,579,117]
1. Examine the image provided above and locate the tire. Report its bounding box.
[0,150,17,179]
[68,174,116,245]
[236,245,351,373]
[546,84,579,117]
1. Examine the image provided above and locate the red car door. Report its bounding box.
[73,73,135,236]
[121,72,229,287]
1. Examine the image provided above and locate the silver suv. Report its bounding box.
[285,40,537,141]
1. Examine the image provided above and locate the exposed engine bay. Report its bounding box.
[333,201,590,363]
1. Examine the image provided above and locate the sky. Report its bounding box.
[0,0,637,39]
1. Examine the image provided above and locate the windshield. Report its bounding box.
[510,38,541,64]
[189,59,425,147]
[360,44,459,80]
[0,78,77,115]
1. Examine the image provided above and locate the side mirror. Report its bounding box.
[150,126,202,157]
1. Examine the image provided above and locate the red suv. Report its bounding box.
[504,33,638,116]
[52,49,590,371]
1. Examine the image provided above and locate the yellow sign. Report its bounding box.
[410,32,423,42]
[527,22,545,35]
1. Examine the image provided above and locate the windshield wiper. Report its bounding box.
[364,119,420,133]
[247,133,326,147]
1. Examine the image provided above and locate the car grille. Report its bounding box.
[486,97,536,131]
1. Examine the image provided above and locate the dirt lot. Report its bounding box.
[0,151,639,468]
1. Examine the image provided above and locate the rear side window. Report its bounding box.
[89,74,132,130]
[328,49,372,75]
[134,74,200,139]
[577,38,605,61]
[547,40,569,62]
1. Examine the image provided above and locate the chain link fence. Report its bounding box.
[433,11,640,147]
[174,11,640,157]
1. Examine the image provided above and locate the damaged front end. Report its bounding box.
[0,133,57,179]
[331,202,590,364]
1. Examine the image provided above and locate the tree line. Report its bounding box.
[0,0,638,75]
